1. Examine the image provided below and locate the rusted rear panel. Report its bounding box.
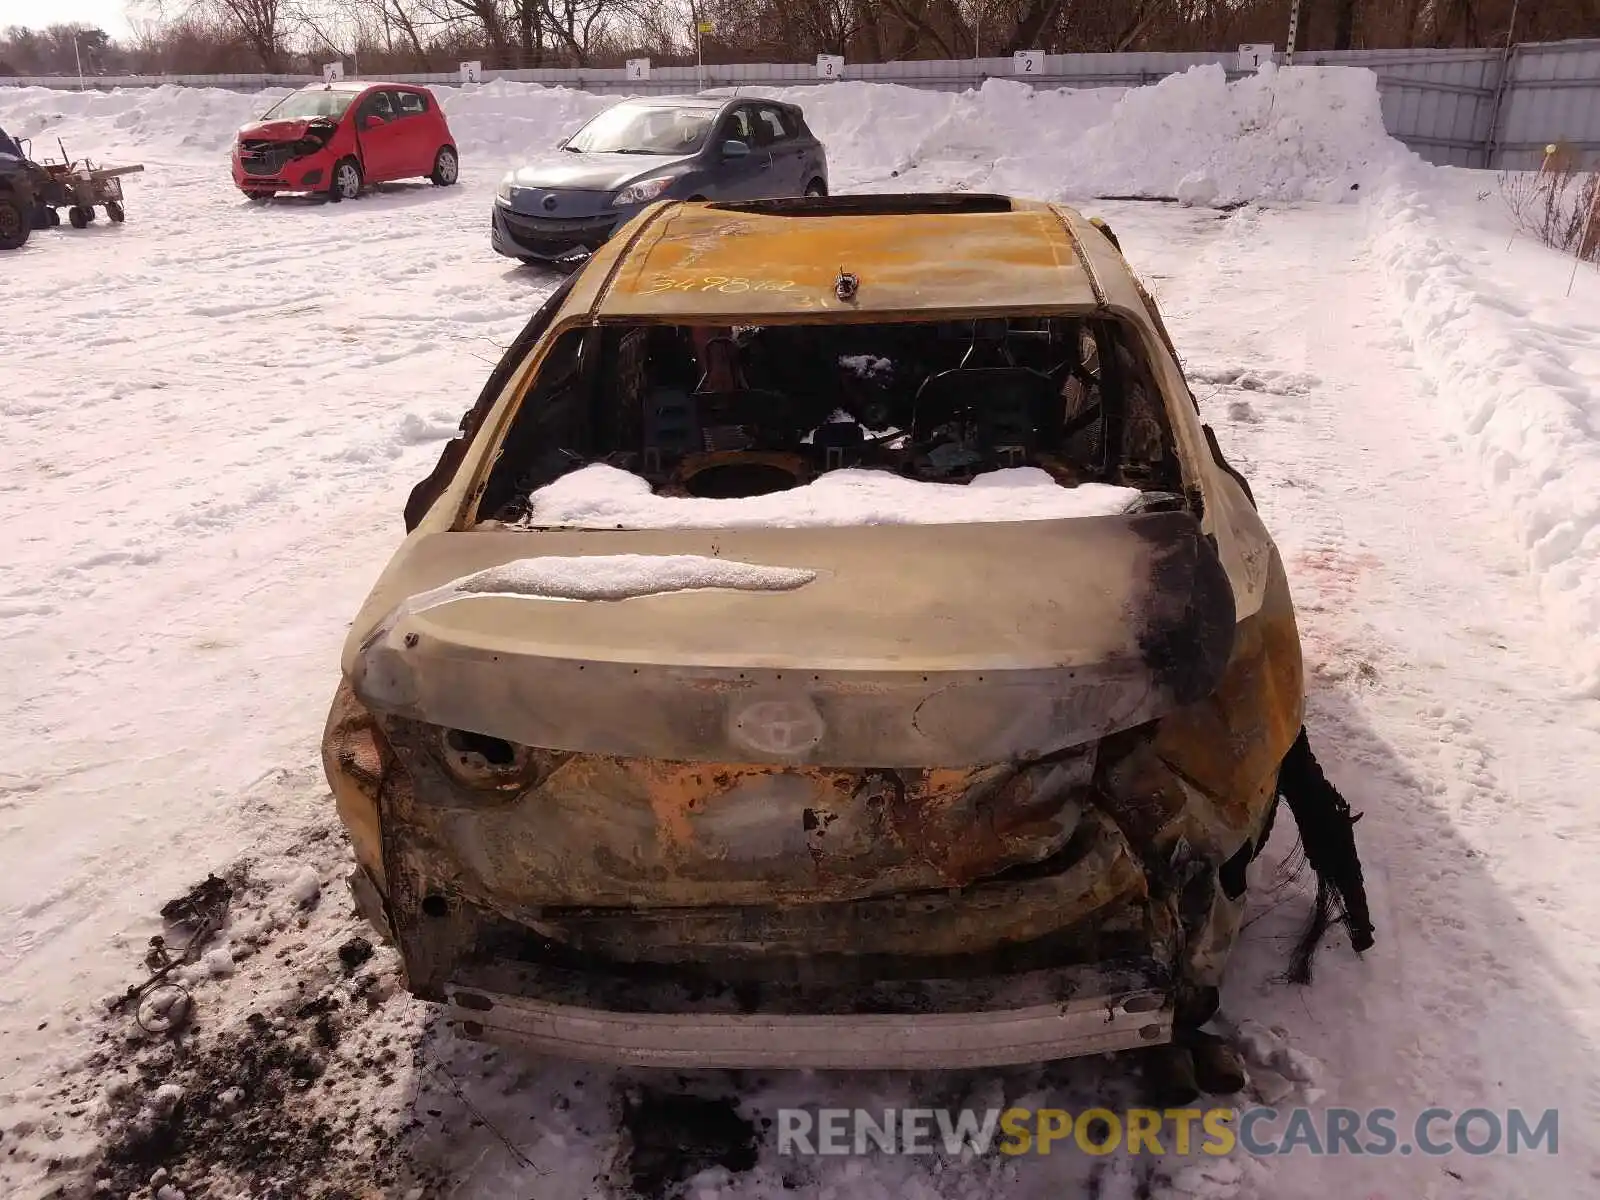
[375,729,1102,909]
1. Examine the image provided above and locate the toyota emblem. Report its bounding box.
[542,194,558,211]
[729,697,825,757]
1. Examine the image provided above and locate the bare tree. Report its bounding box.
[205,0,288,69]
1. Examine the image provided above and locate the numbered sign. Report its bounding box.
[459,60,482,84]
[817,54,844,81]
[321,61,344,82]
[625,58,650,81]
[1237,44,1275,71]
[1013,50,1042,76]
[696,21,714,35]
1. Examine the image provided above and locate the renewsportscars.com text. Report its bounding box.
[777,1106,1559,1158]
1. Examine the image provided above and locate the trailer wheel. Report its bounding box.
[69,205,94,228]
[46,208,61,227]
[106,201,125,224]
[327,158,362,203]
[0,197,29,250]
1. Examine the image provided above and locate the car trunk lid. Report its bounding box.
[351,510,1234,768]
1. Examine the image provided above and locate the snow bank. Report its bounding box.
[1370,166,1600,697]
[991,63,1408,205]
[0,63,1412,204]
[517,463,1141,530]
[0,83,292,155]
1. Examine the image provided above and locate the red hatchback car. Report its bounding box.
[232,81,459,202]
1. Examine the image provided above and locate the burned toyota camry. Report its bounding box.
[322,193,1331,1088]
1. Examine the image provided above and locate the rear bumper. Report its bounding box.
[491,202,620,260]
[441,963,1172,1069]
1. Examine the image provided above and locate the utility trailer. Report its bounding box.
[29,139,145,228]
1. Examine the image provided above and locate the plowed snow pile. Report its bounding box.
[0,62,1410,205]
[1370,165,1600,696]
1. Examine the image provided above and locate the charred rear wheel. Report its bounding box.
[430,146,459,187]
[328,158,363,203]
[0,197,28,250]
[804,179,827,197]
[68,205,93,229]
[106,201,125,224]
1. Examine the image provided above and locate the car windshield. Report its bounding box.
[565,104,714,155]
[261,90,357,121]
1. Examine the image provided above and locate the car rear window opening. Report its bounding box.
[706,194,1016,218]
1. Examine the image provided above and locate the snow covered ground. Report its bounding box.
[3,65,1600,1200]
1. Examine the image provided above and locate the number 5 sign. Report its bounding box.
[1013,50,1042,76]
[816,54,844,80]
[459,60,482,84]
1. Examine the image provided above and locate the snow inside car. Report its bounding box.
[322,193,1306,1077]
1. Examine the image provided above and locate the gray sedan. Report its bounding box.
[491,96,829,266]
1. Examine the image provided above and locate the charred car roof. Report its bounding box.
[574,194,1119,321]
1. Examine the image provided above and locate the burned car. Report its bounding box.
[323,194,1312,1082]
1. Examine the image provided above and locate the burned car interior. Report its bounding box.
[474,314,1187,527]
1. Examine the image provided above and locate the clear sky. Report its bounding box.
[0,1,137,40]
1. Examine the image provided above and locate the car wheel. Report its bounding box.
[804,179,827,198]
[430,146,459,187]
[0,197,30,250]
[328,158,363,203]
[106,201,125,224]
[68,205,93,228]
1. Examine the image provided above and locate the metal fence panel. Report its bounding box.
[4,41,1598,170]
[1495,41,1600,168]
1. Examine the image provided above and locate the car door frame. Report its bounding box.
[709,104,772,200]
[353,88,404,182]
[752,103,804,196]
[391,87,438,178]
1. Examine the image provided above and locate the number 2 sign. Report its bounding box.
[1013,50,1042,76]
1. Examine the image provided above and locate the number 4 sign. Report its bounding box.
[625,58,650,81]
[1013,50,1042,76]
